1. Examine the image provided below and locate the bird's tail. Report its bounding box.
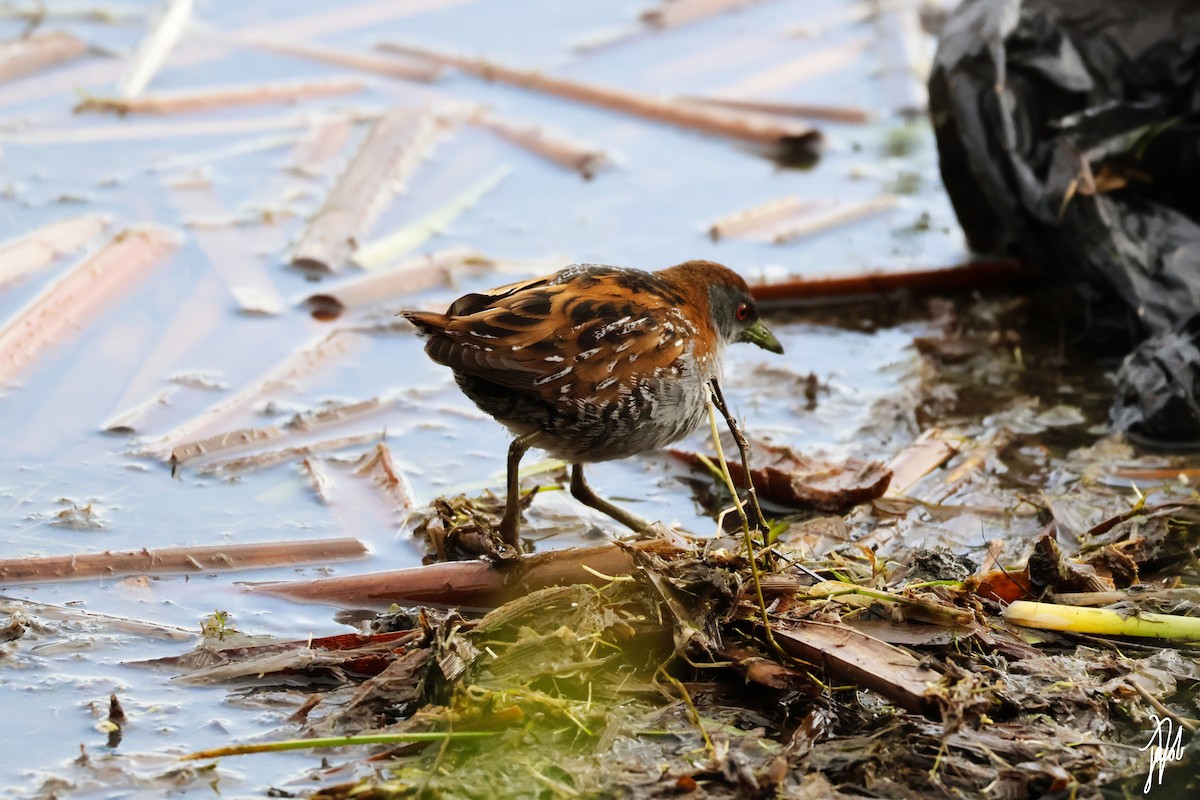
[400,310,449,336]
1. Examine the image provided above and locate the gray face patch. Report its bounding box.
[707,283,755,343]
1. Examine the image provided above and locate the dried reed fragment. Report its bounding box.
[79,75,366,115]
[884,428,957,497]
[167,185,284,315]
[748,260,1028,305]
[291,108,441,274]
[146,328,370,460]
[0,227,178,386]
[351,165,509,269]
[174,397,394,470]
[466,109,609,178]
[249,540,688,608]
[285,115,356,176]
[4,113,330,144]
[717,38,869,96]
[0,596,193,640]
[568,25,643,55]
[103,387,177,435]
[573,0,770,52]
[302,246,486,319]
[0,214,108,289]
[288,397,392,431]
[379,42,821,159]
[235,0,484,44]
[171,426,285,468]
[237,35,442,82]
[640,0,764,29]
[301,457,335,504]
[707,195,820,240]
[0,538,368,585]
[0,30,87,84]
[353,443,415,513]
[0,6,141,24]
[681,95,872,124]
[203,431,383,476]
[769,194,897,243]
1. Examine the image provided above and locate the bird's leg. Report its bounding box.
[571,464,653,534]
[499,432,540,548]
[708,378,770,536]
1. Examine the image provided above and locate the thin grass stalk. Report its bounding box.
[704,383,785,658]
[707,378,769,532]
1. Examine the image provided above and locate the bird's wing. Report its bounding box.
[424,267,700,408]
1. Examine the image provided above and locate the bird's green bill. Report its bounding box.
[740,320,784,354]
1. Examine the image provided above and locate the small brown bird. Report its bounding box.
[403,259,783,546]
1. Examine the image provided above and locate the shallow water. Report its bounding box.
[0,0,975,795]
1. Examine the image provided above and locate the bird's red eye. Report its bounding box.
[735,303,750,322]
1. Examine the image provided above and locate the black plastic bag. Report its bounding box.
[929,0,1200,447]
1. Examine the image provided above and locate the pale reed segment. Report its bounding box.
[0,30,87,84]
[378,41,821,154]
[172,395,394,468]
[568,24,645,55]
[79,75,367,115]
[102,386,178,435]
[301,246,487,317]
[291,108,442,274]
[0,6,142,22]
[118,0,193,98]
[715,37,870,97]
[353,442,415,513]
[0,228,178,387]
[350,164,509,270]
[202,431,384,476]
[2,112,335,145]
[233,0,484,44]
[166,184,284,315]
[0,214,109,289]
[285,115,356,176]
[911,429,1014,506]
[787,1,874,39]
[465,109,609,178]
[0,596,194,641]
[641,0,767,29]
[240,115,358,259]
[0,538,369,585]
[680,95,873,124]
[301,456,336,504]
[234,35,443,82]
[707,195,824,240]
[172,426,285,468]
[883,428,958,498]
[770,194,897,243]
[0,1,481,108]
[142,327,370,461]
